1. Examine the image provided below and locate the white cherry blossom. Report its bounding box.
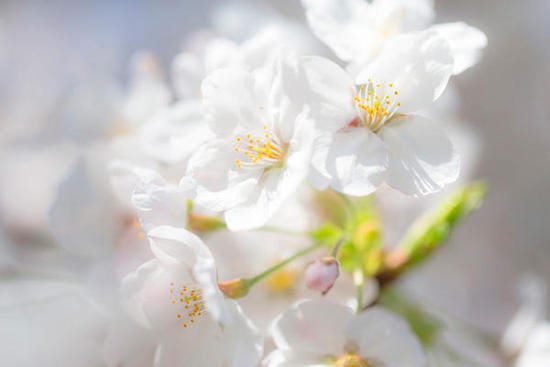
[172,25,306,101]
[305,30,459,196]
[121,225,263,366]
[0,279,106,367]
[302,0,487,75]
[265,299,425,367]
[516,323,550,367]
[502,275,548,358]
[182,55,315,230]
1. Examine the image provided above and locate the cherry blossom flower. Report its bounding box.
[121,226,263,366]
[182,55,316,230]
[264,299,425,367]
[502,275,548,358]
[302,0,487,75]
[172,25,312,101]
[516,324,550,367]
[305,30,459,196]
[0,279,106,367]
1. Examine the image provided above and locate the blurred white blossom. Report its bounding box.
[265,299,425,367]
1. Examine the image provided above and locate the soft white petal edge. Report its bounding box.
[378,114,460,196]
[431,22,488,75]
[346,306,426,367]
[270,299,353,357]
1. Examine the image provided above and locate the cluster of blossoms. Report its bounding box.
[4,1,545,367]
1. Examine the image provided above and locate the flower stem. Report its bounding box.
[353,268,365,314]
[331,237,345,257]
[337,192,355,216]
[245,242,321,288]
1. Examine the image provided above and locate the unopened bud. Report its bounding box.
[218,278,249,299]
[305,257,340,295]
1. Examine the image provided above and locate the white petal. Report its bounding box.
[516,323,550,367]
[270,299,353,356]
[430,22,488,75]
[263,350,330,367]
[131,168,189,233]
[171,51,204,100]
[356,30,454,113]
[301,0,373,62]
[203,38,240,73]
[202,67,265,135]
[147,226,203,267]
[346,306,425,367]
[156,302,262,367]
[301,56,356,132]
[140,100,213,165]
[155,317,226,367]
[103,314,156,367]
[0,280,105,367]
[371,0,434,32]
[326,128,388,196]
[224,116,313,231]
[268,54,309,142]
[308,131,335,190]
[222,301,264,367]
[49,157,117,258]
[378,115,460,196]
[148,225,232,325]
[238,26,289,71]
[120,259,164,329]
[183,138,261,212]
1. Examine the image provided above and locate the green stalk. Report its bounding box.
[244,242,321,288]
[337,192,356,216]
[353,268,365,314]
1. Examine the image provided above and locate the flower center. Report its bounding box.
[265,267,299,294]
[334,354,369,367]
[131,218,146,239]
[234,124,286,169]
[169,282,206,329]
[353,80,401,132]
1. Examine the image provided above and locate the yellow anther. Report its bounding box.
[234,128,286,169]
[353,80,400,131]
[171,284,205,329]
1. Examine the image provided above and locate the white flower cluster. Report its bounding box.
[2,1,511,367]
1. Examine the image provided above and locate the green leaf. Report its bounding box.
[397,181,487,267]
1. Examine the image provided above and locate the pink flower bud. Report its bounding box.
[305,257,340,295]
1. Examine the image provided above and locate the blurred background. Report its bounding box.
[0,0,548,338]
